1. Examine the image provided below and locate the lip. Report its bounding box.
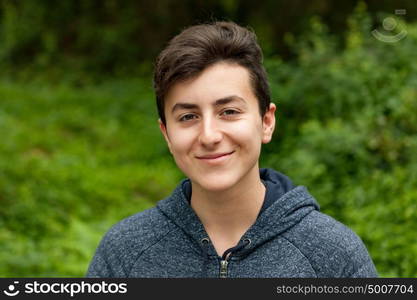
[196,151,235,164]
[196,151,235,160]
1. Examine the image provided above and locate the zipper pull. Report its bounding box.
[219,260,228,278]
[218,238,251,278]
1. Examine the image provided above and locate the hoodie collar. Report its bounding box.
[238,184,319,257]
[156,168,320,257]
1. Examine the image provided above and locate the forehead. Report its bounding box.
[164,62,256,110]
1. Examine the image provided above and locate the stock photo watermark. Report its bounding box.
[2,280,128,297]
[372,9,407,43]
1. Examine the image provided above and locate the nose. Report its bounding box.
[198,117,223,147]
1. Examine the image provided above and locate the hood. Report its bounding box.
[156,168,320,258]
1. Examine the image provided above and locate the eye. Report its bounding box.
[220,109,240,116]
[179,113,198,122]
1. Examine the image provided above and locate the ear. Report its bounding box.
[262,103,276,144]
[158,119,173,154]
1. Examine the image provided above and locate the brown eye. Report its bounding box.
[179,114,197,122]
[221,109,239,116]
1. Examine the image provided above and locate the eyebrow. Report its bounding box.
[171,95,247,114]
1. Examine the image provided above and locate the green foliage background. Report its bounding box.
[0,2,416,277]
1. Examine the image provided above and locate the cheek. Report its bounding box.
[167,129,196,155]
[229,120,263,151]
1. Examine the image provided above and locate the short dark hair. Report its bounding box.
[153,21,271,126]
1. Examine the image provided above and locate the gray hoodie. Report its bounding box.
[86,168,377,278]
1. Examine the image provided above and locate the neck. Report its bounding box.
[190,165,265,248]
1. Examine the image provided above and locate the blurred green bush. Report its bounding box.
[0,79,184,276]
[263,5,417,277]
[1,6,416,277]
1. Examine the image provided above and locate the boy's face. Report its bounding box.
[159,62,276,192]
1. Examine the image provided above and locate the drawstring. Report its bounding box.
[200,237,251,277]
[221,238,251,261]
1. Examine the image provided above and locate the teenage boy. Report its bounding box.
[87,21,377,278]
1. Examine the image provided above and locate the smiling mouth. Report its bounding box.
[197,151,235,159]
[196,151,235,160]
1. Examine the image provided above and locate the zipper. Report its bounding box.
[219,259,229,278]
[217,238,251,278]
[219,249,233,278]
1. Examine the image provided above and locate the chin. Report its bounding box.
[193,171,240,192]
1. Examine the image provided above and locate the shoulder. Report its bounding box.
[87,206,174,277]
[105,206,172,244]
[283,210,377,277]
